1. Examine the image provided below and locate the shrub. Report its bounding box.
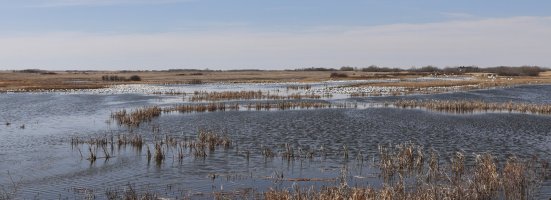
[102,75,126,82]
[340,66,355,71]
[129,75,142,81]
[485,66,544,76]
[330,72,349,78]
[295,67,337,71]
[415,65,441,73]
[361,65,402,72]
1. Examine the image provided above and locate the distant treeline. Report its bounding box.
[295,65,547,76]
[11,66,547,77]
[13,69,58,75]
[102,75,141,81]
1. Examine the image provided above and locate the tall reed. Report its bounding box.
[393,99,551,114]
[111,106,162,127]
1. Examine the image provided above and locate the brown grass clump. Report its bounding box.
[246,101,353,111]
[261,144,549,200]
[189,90,321,102]
[114,134,144,148]
[69,130,235,164]
[111,106,162,127]
[393,99,551,114]
[168,103,239,113]
[190,90,263,101]
[105,184,158,200]
[110,101,351,128]
[197,129,232,151]
[378,143,425,181]
[473,153,500,199]
[164,101,351,114]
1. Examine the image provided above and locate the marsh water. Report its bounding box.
[1,83,551,199]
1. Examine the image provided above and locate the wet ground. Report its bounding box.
[1,83,550,199]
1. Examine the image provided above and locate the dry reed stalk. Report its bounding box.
[393,99,551,114]
[451,152,465,184]
[111,106,162,127]
[188,90,321,102]
[154,142,165,164]
[473,153,500,199]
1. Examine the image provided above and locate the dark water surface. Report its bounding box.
[1,85,551,199]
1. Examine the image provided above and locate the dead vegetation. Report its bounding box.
[2,70,551,92]
[111,101,356,127]
[105,184,158,200]
[393,99,551,114]
[67,131,550,200]
[0,70,338,92]
[259,143,549,200]
[188,90,321,102]
[70,129,233,165]
[110,106,162,128]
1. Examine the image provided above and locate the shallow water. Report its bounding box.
[1,84,551,199]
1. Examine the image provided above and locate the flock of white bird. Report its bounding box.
[4,77,474,98]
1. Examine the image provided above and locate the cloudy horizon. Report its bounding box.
[1,1,550,70]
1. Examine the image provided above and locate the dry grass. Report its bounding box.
[3,70,551,92]
[259,143,549,200]
[0,70,340,92]
[189,91,321,102]
[109,102,348,128]
[105,184,158,200]
[168,103,240,113]
[161,101,353,114]
[244,102,338,110]
[110,106,162,127]
[393,99,551,114]
[197,129,232,150]
[70,129,233,164]
[347,72,551,96]
[67,134,550,200]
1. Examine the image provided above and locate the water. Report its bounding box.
[1,84,551,199]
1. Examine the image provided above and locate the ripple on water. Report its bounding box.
[2,84,551,198]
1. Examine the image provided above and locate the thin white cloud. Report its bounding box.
[440,12,477,19]
[0,16,550,70]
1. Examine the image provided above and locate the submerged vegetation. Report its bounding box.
[66,135,551,199]
[111,101,357,127]
[5,70,551,199]
[188,90,322,102]
[108,99,551,128]
[110,106,162,128]
[393,99,551,114]
[70,129,232,165]
[261,143,548,200]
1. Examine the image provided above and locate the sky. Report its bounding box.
[0,0,550,70]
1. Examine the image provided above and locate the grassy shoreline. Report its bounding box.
[3,70,551,92]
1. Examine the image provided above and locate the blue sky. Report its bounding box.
[0,0,550,70]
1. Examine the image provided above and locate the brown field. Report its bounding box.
[1,70,551,92]
[0,70,336,91]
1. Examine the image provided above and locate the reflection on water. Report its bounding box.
[1,84,551,199]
